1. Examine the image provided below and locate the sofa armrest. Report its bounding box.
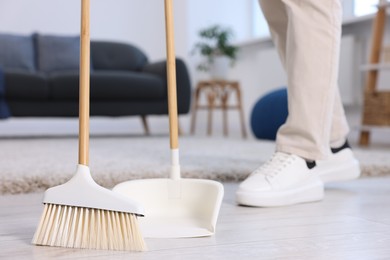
[142,58,191,114]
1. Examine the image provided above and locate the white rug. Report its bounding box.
[0,136,389,194]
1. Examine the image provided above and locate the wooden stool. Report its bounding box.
[190,80,247,138]
[359,1,390,146]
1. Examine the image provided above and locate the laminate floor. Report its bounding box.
[1,177,390,260]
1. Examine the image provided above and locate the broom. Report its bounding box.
[31,0,146,251]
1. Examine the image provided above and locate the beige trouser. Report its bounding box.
[258,0,350,160]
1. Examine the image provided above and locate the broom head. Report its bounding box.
[32,164,146,251]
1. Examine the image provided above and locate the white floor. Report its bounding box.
[0,106,390,147]
[1,178,390,260]
[1,107,390,259]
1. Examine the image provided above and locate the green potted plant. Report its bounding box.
[192,25,238,79]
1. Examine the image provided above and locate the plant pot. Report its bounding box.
[209,56,230,80]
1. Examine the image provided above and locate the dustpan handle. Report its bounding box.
[165,0,179,150]
[79,0,91,166]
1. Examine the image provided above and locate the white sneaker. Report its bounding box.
[316,141,361,183]
[236,152,324,207]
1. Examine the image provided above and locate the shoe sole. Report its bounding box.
[319,160,360,184]
[235,177,324,207]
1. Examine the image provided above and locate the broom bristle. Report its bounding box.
[32,204,147,251]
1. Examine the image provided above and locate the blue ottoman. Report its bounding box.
[251,88,288,140]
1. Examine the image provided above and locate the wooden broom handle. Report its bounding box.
[79,0,90,165]
[165,0,179,149]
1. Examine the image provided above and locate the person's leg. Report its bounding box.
[266,0,360,182]
[330,90,349,147]
[260,0,350,156]
[316,88,360,184]
[236,0,324,207]
[236,0,359,207]
[258,0,288,69]
[259,0,359,183]
[273,0,343,160]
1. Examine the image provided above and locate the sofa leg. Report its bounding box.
[178,120,184,136]
[141,116,150,135]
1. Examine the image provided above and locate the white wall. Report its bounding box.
[0,0,184,61]
[0,0,253,61]
[0,0,252,78]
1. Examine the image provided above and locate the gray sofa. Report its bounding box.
[0,33,191,133]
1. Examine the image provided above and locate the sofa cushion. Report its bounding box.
[48,71,165,101]
[0,66,11,118]
[0,34,35,71]
[4,70,49,100]
[91,41,148,71]
[36,34,80,73]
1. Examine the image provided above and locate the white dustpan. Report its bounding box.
[112,0,224,238]
[113,171,224,238]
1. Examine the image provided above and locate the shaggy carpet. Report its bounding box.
[0,136,389,194]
